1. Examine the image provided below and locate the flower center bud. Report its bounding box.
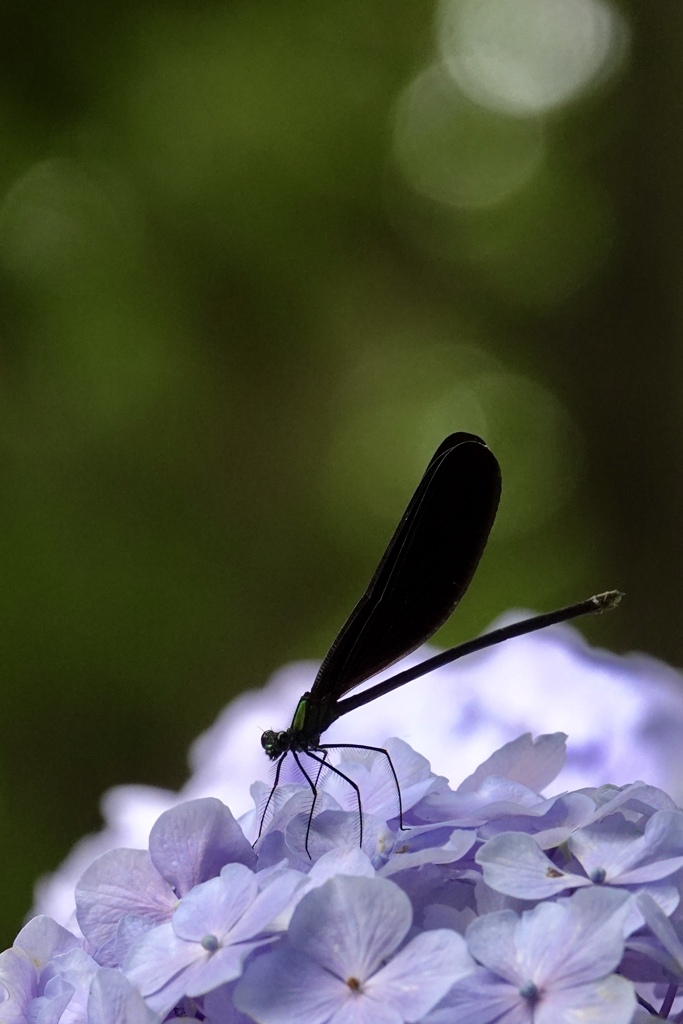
[519,980,540,1004]
[201,934,220,951]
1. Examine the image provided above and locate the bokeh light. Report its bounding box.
[438,0,629,116]
[393,62,545,209]
[319,344,579,545]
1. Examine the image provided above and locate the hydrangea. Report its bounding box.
[34,619,683,926]
[8,623,683,1023]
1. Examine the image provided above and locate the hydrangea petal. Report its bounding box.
[234,946,353,1024]
[422,967,525,1024]
[458,732,567,794]
[183,941,266,997]
[14,917,81,974]
[464,910,520,980]
[203,980,257,1024]
[75,850,175,952]
[327,739,439,820]
[476,832,591,898]
[635,892,683,971]
[418,774,545,824]
[530,888,631,988]
[367,927,473,1020]
[570,810,683,884]
[275,848,375,927]
[40,947,99,1024]
[33,981,75,1024]
[0,947,37,1024]
[88,968,157,1024]
[254,787,344,855]
[480,792,596,848]
[225,866,303,944]
[284,810,390,863]
[113,914,158,967]
[381,828,475,876]
[287,877,411,980]
[123,922,191,999]
[591,783,678,822]
[534,975,635,1024]
[619,856,683,884]
[172,866,258,942]
[328,993,402,1024]
[149,798,255,896]
[307,847,376,885]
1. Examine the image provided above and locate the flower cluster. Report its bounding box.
[5,729,683,1023]
[7,622,683,1024]
[34,619,683,928]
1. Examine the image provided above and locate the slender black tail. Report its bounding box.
[335,591,623,717]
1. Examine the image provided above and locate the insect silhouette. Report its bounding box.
[258,433,620,855]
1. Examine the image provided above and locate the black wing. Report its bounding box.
[310,432,501,701]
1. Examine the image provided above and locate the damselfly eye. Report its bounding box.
[261,730,275,752]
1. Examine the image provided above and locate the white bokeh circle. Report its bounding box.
[438,0,628,116]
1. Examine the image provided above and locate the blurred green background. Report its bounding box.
[1,0,680,945]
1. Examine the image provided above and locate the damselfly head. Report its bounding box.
[261,729,290,760]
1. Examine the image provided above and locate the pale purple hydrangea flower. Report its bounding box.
[21,731,683,1017]
[10,624,683,1023]
[124,862,301,1016]
[5,731,683,1022]
[233,875,473,1024]
[476,808,683,903]
[423,887,636,1024]
[34,621,683,926]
